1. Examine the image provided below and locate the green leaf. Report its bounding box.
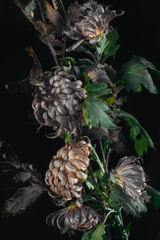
[79,58,94,67]
[81,222,106,240]
[116,109,155,156]
[75,46,96,62]
[146,185,160,209]
[101,29,120,64]
[130,129,149,156]
[60,130,72,143]
[81,229,93,240]
[63,56,76,66]
[83,96,116,130]
[109,184,146,217]
[85,82,111,97]
[85,180,95,190]
[118,56,158,94]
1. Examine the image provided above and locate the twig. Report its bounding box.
[37,0,60,66]
[47,42,60,66]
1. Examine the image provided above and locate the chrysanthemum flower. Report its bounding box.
[32,67,87,138]
[46,202,100,234]
[110,156,147,201]
[64,1,124,51]
[45,137,92,204]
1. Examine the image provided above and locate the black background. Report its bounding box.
[0,0,160,240]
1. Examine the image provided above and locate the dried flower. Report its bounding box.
[45,137,92,204]
[32,68,87,138]
[64,1,124,51]
[110,156,147,201]
[46,202,100,234]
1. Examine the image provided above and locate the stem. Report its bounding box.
[92,146,105,175]
[37,0,46,24]
[47,40,60,66]
[87,177,108,200]
[97,139,106,172]
[62,36,67,60]
[37,0,59,66]
[106,150,111,173]
[114,214,129,240]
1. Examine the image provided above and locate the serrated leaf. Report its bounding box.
[85,82,111,97]
[118,56,158,94]
[109,184,146,217]
[81,222,105,240]
[3,183,43,216]
[83,96,116,130]
[130,129,149,156]
[146,185,160,209]
[96,34,108,56]
[116,109,155,156]
[101,29,120,64]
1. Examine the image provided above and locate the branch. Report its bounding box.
[37,0,60,66]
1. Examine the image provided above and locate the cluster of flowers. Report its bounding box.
[3,0,160,240]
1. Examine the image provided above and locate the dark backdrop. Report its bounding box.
[0,1,160,240]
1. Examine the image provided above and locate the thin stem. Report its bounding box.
[87,177,108,200]
[92,146,105,175]
[88,165,97,185]
[114,214,129,240]
[62,36,67,60]
[47,41,60,66]
[97,139,106,172]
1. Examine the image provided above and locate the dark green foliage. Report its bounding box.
[118,56,159,93]
[116,109,155,156]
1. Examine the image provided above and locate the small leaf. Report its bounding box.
[101,29,120,64]
[83,96,116,130]
[63,57,76,66]
[85,180,95,190]
[130,129,149,157]
[116,109,155,156]
[118,56,158,94]
[60,130,72,143]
